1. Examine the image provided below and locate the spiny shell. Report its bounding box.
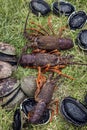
[76,29,87,50]
[29,0,51,16]
[53,1,75,16]
[60,96,87,126]
[21,76,36,97]
[0,42,16,55]
[0,77,20,98]
[68,11,87,30]
[20,98,51,125]
[0,61,12,79]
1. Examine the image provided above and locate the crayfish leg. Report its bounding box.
[30,21,49,35]
[48,99,59,122]
[58,26,67,37]
[33,49,46,53]
[35,67,46,99]
[49,68,75,80]
[42,64,51,73]
[26,28,45,35]
[48,16,55,35]
[49,49,61,55]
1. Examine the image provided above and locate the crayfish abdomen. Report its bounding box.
[29,101,46,124]
[35,36,74,51]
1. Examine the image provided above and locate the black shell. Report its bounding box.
[53,1,75,16]
[68,11,87,30]
[20,98,51,125]
[29,0,51,16]
[84,94,87,105]
[60,97,87,126]
[13,109,21,130]
[76,29,87,50]
[0,52,17,65]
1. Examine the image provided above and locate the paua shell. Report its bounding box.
[53,1,75,16]
[20,98,51,125]
[21,76,36,97]
[76,29,87,50]
[29,0,51,16]
[0,77,26,109]
[68,11,87,30]
[0,42,16,55]
[0,53,17,66]
[13,109,21,130]
[0,61,12,79]
[60,97,87,126]
[0,77,19,98]
[1,87,26,110]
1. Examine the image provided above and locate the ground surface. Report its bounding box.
[0,0,87,130]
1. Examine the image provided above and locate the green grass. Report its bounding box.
[0,0,87,130]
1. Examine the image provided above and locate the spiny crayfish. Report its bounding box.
[19,51,87,98]
[22,12,74,53]
[27,73,59,124]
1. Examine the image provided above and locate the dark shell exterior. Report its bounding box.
[53,1,75,16]
[13,109,21,130]
[0,87,19,106]
[0,42,16,55]
[0,77,19,98]
[84,94,87,104]
[60,97,87,126]
[68,11,87,30]
[76,29,87,50]
[29,0,51,16]
[20,98,51,125]
[0,52,17,66]
[0,61,12,79]
[1,88,26,109]
[21,76,36,97]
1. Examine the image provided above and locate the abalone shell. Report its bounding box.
[60,97,87,126]
[53,1,75,16]
[29,0,51,16]
[68,11,87,30]
[76,29,87,50]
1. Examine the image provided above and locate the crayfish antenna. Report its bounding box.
[24,11,30,35]
[67,62,87,66]
[16,11,30,69]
